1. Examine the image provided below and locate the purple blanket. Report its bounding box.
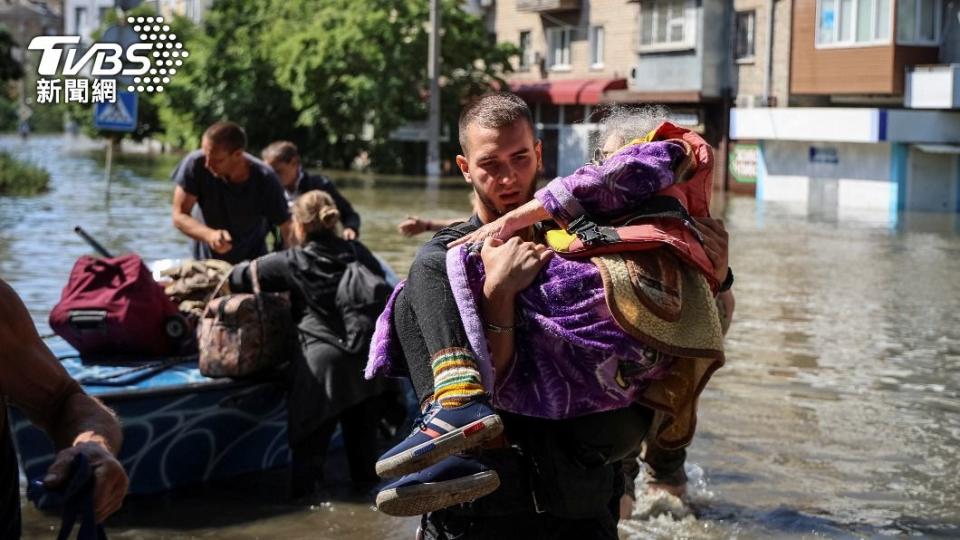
[365,139,687,418]
[445,244,673,419]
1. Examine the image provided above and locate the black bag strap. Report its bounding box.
[568,196,704,246]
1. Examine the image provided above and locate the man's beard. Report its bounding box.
[473,174,538,217]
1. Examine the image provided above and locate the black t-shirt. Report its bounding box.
[172,150,290,264]
[0,407,20,539]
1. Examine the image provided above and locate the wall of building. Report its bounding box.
[496,0,638,82]
[790,0,940,95]
[733,0,792,106]
[63,0,114,42]
[759,140,894,213]
[631,0,702,93]
[906,149,959,213]
[701,0,732,98]
[942,3,960,63]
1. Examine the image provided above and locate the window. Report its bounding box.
[519,31,533,71]
[547,27,573,70]
[640,0,694,52]
[590,26,604,68]
[74,7,88,35]
[735,11,756,60]
[816,0,892,46]
[896,0,941,44]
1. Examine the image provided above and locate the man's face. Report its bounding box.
[455,120,541,222]
[201,137,242,180]
[266,157,299,189]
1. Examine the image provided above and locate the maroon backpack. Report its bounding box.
[49,254,188,357]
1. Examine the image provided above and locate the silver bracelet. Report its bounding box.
[484,321,515,334]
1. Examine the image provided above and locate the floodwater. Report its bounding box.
[2,135,959,539]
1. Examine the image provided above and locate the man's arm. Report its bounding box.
[0,280,128,522]
[478,237,553,376]
[278,219,294,248]
[171,185,232,254]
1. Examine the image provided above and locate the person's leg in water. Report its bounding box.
[290,417,338,499]
[339,398,381,485]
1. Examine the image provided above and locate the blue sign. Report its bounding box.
[94,91,138,132]
[809,146,839,165]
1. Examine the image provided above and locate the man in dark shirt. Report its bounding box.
[0,279,128,538]
[261,140,361,240]
[171,121,292,264]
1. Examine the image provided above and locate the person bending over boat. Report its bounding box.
[0,279,128,538]
[171,121,293,264]
[262,140,362,240]
[228,190,389,497]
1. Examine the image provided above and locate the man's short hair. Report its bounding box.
[458,92,535,155]
[262,140,300,164]
[202,121,247,153]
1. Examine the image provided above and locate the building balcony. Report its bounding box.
[905,64,960,110]
[515,0,580,13]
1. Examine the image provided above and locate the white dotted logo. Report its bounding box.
[125,16,188,94]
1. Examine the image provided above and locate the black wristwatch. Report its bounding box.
[718,267,734,292]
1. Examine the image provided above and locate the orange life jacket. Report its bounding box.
[545,122,720,293]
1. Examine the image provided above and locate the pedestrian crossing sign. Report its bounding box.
[94,91,138,132]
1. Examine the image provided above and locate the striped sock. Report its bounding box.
[432,347,485,408]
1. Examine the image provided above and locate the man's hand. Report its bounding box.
[342,227,358,241]
[44,441,128,523]
[480,236,553,299]
[398,216,429,237]
[206,229,233,254]
[694,217,729,284]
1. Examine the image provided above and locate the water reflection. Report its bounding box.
[3,136,960,538]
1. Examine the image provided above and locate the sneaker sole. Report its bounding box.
[376,414,503,478]
[375,470,501,517]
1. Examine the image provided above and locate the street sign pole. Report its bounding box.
[425,0,441,184]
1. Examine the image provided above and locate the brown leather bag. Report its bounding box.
[198,259,292,378]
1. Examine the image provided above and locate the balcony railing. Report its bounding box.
[516,0,580,13]
[905,64,960,110]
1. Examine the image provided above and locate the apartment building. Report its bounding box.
[727,0,792,193]
[496,0,634,176]
[496,0,736,177]
[730,0,960,224]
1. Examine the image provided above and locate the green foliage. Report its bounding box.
[156,0,515,171]
[155,3,305,152]
[0,25,24,83]
[0,96,18,131]
[0,152,50,195]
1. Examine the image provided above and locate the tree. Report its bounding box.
[156,0,515,170]
[264,0,515,169]
[156,0,305,152]
[0,25,23,83]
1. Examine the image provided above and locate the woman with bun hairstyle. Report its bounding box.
[229,189,389,497]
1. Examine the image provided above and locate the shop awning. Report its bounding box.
[509,78,627,105]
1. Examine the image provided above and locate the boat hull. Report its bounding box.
[10,356,290,497]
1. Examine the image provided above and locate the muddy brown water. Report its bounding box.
[2,135,958,539]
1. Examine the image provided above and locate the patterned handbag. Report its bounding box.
[198,259,292,378]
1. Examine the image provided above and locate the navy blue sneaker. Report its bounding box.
[375,455,500,517]
[375,399,503,478]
